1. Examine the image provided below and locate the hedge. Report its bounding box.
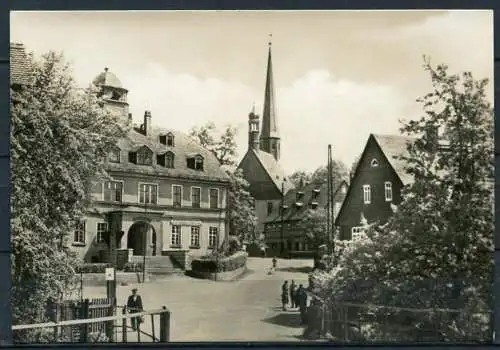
[123,262,143,272]
[75,263,111,274]
[191,251,247,273]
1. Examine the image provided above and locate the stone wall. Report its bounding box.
[189,265,248,282]
[76,272,142,287]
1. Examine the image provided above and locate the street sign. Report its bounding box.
[105,267,115,281]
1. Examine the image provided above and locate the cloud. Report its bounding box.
[119,64,411,174]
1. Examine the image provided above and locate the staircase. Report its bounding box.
[130,256,184,277]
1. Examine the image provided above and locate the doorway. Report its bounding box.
[127,221,156,256]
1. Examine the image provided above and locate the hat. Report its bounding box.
[132,288,138,292]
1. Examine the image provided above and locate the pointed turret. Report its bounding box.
[259,36,281,161]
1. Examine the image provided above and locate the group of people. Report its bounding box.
[281,280,309,323]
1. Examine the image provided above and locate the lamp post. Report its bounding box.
[141,186,148,283]
[280,181,285,258]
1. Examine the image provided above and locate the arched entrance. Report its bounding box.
[127,221,157,256]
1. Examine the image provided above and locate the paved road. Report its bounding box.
[82,257,314,342]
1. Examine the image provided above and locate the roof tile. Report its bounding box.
[10,42,33,86]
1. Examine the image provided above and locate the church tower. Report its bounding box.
[93,67,130,123]
[248,105,260,151]
[259,38,280,162]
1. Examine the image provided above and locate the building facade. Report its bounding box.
[238,41,294,235]
[335,134,413,241]
[71,68,230,266]
[264,180,348,257]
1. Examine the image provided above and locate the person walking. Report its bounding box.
[272,256,277,270]
[290,280,297,308]
[127,288,143,331]
[281,280,289,311]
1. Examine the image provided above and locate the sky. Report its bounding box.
[10,10,493,175]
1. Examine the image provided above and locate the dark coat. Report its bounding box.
[127,294,143,313]
[281,284,289,304]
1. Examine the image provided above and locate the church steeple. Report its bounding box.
[260,35,281,161]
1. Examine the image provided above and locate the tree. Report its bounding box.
[11,50,127,336]
[312,59,493,342]
[188,122,258,244]
[294,208,330,268]
[189,122,238,167]
[289,160,348,189]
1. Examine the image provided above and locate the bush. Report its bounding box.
[75,263,111,274]
[123,262,143,272]
[191,251,247,273]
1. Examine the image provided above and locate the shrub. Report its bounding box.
[75,263,111,274]
[123,262,143,273]
[191,251,247,273]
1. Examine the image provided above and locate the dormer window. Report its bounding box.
[159,133,175,146]
[129,146,153,165]
[312,188,320,199]
[371,159,379,167]
[187,154,204,171]
[295,202,304,209]
[109,147,121,163]
[310,202,319,209]
[157,151,175,168]
[296,191,304,201]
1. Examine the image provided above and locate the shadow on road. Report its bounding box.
[276,266,313,274]
[261,312,304,328]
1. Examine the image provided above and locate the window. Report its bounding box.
[208,227,218,248]
[128,152,137,164]
[172,185,182,207]
[363,185,371,204]
[165,152,174,168]
[191,187,201,208]
[159,135,167,145]
[109,148,120,163]
[209,188,219,209]
[371,158,379,167]
[74,221,86,244]
[103,181,123,202]
[139,183,158,205]
[137,146,153,166]
[267,202,273,216]
[171,225,181,247]
[352,226,365,235]
[190,226,200,248]
[167,133,175,147]
[385,181,393,202]
[187,155,204,170]
[96,222,108,243]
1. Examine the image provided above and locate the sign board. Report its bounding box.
[105,267,115,281]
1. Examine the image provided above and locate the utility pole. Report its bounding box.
[280,181,285,258]
[326,146,331,255]
[328,144,335,255]
[142,186,147,283]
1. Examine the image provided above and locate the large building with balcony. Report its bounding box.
[72,67,230,269]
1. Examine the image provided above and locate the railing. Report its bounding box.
[13,306,171,344]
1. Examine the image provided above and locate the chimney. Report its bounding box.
[248,109,260,150]
[143,111,152,136]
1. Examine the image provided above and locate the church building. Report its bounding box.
[238,40,294,235]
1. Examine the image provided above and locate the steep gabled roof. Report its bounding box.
[265,180,348,224]
[372,134,415,185]
[108,126,230,183]
[10,43,33,86]
[251,149,294,194]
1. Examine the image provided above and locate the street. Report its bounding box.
[82,257,314,342]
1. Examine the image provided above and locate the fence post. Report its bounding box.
[122,306,127,343]
[106,300,115,342]
[159,306,170,342]
[79,299,90,343]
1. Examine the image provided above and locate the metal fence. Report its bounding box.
[310,301,492,343]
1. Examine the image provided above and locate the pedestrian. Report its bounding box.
[281,280,289,311]
[127,288,143,331]
[297,284,308,324]
[290,280,297,308]
[272,256,277,269]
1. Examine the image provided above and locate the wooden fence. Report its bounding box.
[13,306,171,344]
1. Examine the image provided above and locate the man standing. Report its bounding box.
[297,284,308,324]
[290,280,297,308]
[127,288,143,331]
[281,280,289,311]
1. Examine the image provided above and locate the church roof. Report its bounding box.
[93,67,125,90]
[372,134,415,185]
[265,180,348,223]
[10,43,33,86]
[108,126,230,183]
[252,149,294,194]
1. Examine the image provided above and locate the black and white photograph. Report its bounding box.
[10,10,494,344]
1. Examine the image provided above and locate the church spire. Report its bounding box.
[260,34,281,161]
